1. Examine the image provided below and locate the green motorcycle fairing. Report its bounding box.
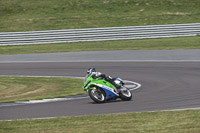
[82,74,119,99]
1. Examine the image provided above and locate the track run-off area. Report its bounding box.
[0,50,200,120]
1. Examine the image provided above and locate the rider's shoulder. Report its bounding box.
[95,72,102,76]
[91,72,102,76]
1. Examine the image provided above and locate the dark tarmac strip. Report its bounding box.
[0,62,200,120]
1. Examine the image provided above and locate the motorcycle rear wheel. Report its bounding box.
[88,88,105,103]
[119,87,132,101]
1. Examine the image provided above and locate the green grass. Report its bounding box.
[0,76,84,103]
[0,0,200,32]
[0,0,199,54]
[0,36,199,55]
[0,110,200,133]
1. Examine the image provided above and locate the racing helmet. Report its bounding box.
[87,68,96,74]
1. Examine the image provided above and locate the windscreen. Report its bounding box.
[83,74,90,83]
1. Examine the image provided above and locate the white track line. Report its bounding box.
[0,60,200,63]
[124,80,141,91]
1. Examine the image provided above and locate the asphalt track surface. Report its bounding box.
[0,50,200,120]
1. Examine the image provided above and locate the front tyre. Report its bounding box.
[88,88,105,103]
[119,87,132,101]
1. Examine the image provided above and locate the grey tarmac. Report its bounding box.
[0,61,200,120]
[0,50,200,120]
[0,49,200,62]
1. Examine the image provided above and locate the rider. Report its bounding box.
[87,68,120,90]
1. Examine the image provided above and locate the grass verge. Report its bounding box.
[0,0,200,32]
[0,36,200,55]
[0,109,200,132]
[0,76,84,103]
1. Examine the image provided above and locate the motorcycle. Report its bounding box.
[82,73,132,103]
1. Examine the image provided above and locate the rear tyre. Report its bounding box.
[119,87,132,101]
[88,88,105,103]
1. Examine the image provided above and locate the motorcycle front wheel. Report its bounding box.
[119,87,132,101]
[88,88,105,103]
